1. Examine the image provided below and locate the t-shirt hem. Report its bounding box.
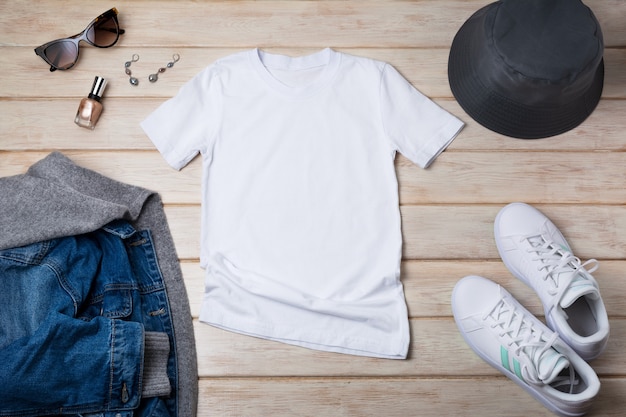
[140,119,190,171]
[200,312,409,360]
[416,117,465,169]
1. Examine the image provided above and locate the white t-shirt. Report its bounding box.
[141,48,463,359]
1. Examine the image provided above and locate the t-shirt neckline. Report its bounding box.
[249,48,341,98]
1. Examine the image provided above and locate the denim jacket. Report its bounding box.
[0,153,197,417]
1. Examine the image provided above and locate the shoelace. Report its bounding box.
[523,234,599,303]
[485,297,577,391]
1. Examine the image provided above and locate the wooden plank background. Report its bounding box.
[1,1,625,416]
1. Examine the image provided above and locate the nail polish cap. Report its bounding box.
[88,76,107,101]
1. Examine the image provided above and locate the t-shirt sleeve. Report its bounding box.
[380,63,464,168]
[141,65,221,171]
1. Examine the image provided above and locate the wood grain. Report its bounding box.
[197,377,626,417]
[1,1,624,416]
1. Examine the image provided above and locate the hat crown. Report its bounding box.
[492,0,603,82]
[447,0,605,139]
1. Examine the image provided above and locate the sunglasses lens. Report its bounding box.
[42,40,78,69]
[87,16,119,47]
[35,9,124,70]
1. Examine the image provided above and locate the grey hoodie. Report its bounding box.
[0,152,197,417]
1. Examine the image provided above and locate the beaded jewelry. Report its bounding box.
[149,54,180,83]
[124,54,140,86]
[125,53,180,86]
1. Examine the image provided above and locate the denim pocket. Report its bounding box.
[101,286,133,319]
[79,286,134,320]
[140,397,172,417]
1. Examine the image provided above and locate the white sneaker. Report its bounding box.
[494,202,610,360]
[452,275,600,417]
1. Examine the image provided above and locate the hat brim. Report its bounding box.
[448,4,604,140]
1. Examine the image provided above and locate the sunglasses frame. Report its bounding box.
[34,8,126,72]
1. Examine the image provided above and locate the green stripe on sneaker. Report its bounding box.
[513,358,525,382]
[500,346,511,372]
[500,346,525,382]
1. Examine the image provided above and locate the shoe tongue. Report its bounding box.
[560,273,600,308]
[534,348,570,384]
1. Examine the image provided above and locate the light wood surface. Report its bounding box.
[1,1,625,416]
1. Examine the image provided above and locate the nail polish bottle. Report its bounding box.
[75,76,107,130]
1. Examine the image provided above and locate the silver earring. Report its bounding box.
[125,54,140,86]
[149,54,180,83]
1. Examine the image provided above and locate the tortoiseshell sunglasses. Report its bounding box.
[35,8,125,72]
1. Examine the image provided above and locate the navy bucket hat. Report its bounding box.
[448,0,604,139]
